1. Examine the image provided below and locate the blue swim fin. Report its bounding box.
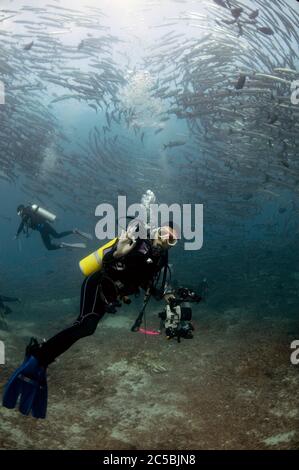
[2,355,48,419]
[31,370,48,419]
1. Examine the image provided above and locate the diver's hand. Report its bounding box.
[113,230,137,258]
[13,235,18,240]
[164,293,176,304]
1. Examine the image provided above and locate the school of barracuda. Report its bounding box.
[0,0,298,227]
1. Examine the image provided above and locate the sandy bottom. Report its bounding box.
[0,300,299,450]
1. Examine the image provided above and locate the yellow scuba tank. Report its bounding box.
[79,238,118,276]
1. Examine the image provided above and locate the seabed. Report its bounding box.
[1,299,298,450]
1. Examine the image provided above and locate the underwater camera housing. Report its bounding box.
[158,287,201,342]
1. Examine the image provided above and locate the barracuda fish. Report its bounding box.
[254,73,292,85]
[0,0,299,250]
[258,26,274,35]
[273,68,298,75]
[48,29,72,35]
[213,0,228,8]
[248,9,259,20]
[0,14,15,23]
[23,41,34,51]
[163,140,186,149]
[141,2,298,217]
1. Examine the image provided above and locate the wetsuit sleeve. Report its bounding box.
[16,210,32,236]
[102,247,117,266]
[16,220,25,236]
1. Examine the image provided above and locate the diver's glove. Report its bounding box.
[113,230,137,258]
[163,293,176,304]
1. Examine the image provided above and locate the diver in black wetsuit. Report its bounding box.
[15,205,88,251]
[2,224,178,418]
[33,227,177,367]
[32,225,178,366]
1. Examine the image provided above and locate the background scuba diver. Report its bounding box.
[0,294,20,330]
[15,204,92,251]
[2,224,178,418]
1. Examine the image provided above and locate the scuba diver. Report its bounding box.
[0,294,20,330]
[2,223,179,419]
[15,204,92,251]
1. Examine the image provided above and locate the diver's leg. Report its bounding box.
[33,272,105,367]
[39,229,61,251]
[45,223,73,239]
[40,231,61,251]
[47,224,92,241]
